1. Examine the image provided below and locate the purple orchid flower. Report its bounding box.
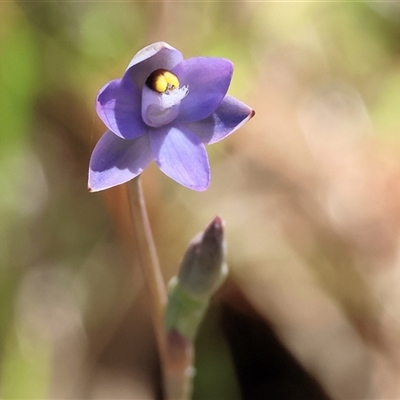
[89,42,254,192]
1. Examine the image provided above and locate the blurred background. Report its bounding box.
[2,1,400,399]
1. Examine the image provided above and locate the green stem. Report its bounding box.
[127,177,167,355]
[128,177,221,399]
[128,177,193,400]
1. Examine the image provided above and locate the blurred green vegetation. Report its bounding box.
[2,1,400,399]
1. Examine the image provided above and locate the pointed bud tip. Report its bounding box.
[207,215,224,232]
[210,215,224,228]
[203,216,224,245]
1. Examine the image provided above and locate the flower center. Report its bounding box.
[142,69,188,128]
[146,69,180,93]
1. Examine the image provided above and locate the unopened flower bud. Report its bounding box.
[178,216,227,297]
[165,216,228,339]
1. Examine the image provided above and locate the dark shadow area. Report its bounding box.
[220,294,331,400]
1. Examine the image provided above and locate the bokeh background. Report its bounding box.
[2,1,400,399]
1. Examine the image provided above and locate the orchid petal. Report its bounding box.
[184,95,255,144]
[173,57,233,122]
[125,42,183,89]
[149,126,210,191]
[96,78,146,139]
[89,130,152,192]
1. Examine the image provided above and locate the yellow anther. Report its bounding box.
[146,69,180,93]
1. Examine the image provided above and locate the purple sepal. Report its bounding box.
[88,130,152,192]
[149,125,210,191]
[183,95,255,144]
[173,57,233,122]
[96,78,146,140]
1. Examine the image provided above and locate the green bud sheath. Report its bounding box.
[165,216,227,340]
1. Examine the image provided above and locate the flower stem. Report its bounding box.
[127,176,198,400]
[127,177,167,353]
